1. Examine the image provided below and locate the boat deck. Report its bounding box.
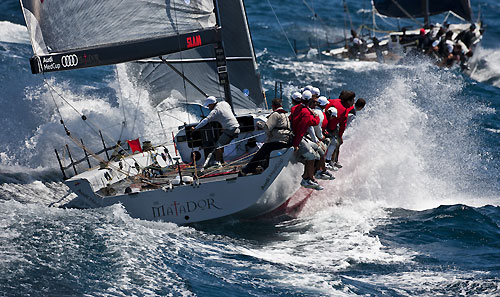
[96,158,250,197]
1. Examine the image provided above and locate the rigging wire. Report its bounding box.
[265,0,298,59]
[389,0,423,27]
[41,75,144,168]
[128,54,164,139]
[171,0,198,165]
[114,66,127,141]
[43,77,69,134]
[312,0,321,60]
[130,81,143,137]
[376,13,397,27]
[372,0,378,33]
[344,0,354,31]
[301,0,334,37]
[172,0,191,127]
[343,0,348,46]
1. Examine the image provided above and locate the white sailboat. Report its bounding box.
[322,0,483,67]
[19,0,305,224]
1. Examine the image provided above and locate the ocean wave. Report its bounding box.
[0,21,29,44]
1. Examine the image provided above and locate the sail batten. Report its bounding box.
[373,0,472,22]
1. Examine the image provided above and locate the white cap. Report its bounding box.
[203,96,217,107]
[318,96,328,106]
[304,85,313,91]
[291,91,302,101]
[302,90,312,100]
[327,106,338,117]
[311,87,320,96]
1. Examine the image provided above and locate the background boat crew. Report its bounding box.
[291,90,323,190]
[455,24,477,49]
[438,31,454,58]
[193,96,240,167]
[240,98,291,175]
[418,28,435,54]
[350,29,365,58]
[372,36,385,63]
[324,90,355,169]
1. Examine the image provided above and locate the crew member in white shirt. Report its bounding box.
[193,96,240,166]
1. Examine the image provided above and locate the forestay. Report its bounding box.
[20,0,218,73]
[131,0,265,112]
[373,0,472,22]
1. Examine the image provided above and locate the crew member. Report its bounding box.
[241,98,291,175]
[291,90,323,190]
[193,96,240,166]
[324,90,355,169]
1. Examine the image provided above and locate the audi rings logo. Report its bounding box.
[61,54,78,67]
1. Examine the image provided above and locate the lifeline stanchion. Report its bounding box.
[54,148,68,180]
[65,144,78,176]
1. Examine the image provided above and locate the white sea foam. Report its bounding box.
[345,270,500,296]
[468,46,500,88]
[231,200,415,295]
[290,59,500,213]
[0,21,29,45]
[1,63,190,170]
[0,63,194,204]
[486,128,500,134]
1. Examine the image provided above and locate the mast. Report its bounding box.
[421,0,430,27]
[213,0,233,110]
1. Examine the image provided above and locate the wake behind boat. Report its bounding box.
[19,0,309,224]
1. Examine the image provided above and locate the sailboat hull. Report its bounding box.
[65,149,303,224]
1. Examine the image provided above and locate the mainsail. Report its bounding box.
[20,0,265,111]
[20,0,218,73]
[373,0,472,22]
[132,0,265,111]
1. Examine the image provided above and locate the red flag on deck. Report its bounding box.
[127,138,142,153]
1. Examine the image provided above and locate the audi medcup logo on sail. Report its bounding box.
[61,54,78,68]
[41,54,78,71]
[42,56,60,71]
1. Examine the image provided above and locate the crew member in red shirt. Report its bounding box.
[324,90,355,168]
[290,90,323,190]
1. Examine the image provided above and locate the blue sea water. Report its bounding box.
[1,0,500,296]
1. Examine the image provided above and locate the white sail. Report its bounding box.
[20,0,216,55]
